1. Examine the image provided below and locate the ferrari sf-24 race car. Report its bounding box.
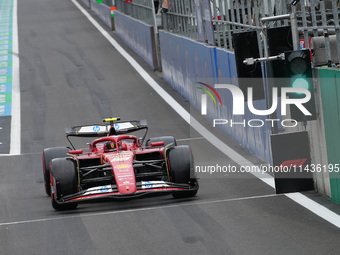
[42,118,199,210]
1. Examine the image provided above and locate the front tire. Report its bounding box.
[50,158,78,211]
[42,147,70,196]
[167,145,198,198]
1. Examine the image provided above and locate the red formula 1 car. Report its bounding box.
[42,118,198,210]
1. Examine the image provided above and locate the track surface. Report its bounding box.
[1,0,340,254]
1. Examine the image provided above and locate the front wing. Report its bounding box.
[53,181,199,204]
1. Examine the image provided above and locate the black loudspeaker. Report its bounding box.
[267,26,293,81]
[267,26,293,56]
[265,26,294,99]
[232,30,265,100]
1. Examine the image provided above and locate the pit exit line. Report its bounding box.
[0,193,281,227]
[176,137,205,142]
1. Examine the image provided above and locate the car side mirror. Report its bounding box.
[150,141,164,147]
[68,149,83,155]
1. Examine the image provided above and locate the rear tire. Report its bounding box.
[146,136,177,147]
[167,145,198,198]
[42,147,70,196]
[51,158,78,211]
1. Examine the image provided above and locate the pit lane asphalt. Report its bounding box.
[1,0,340,254]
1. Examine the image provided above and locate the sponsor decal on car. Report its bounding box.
[143,181,153,189]
[78,125,108,133]
[116,164,130,169]
[111,156,132,162]
[113,122,134,130]
[117,173,134,179]
[83,185,114,196]
[104,152,133,162]
[141,181,170,189]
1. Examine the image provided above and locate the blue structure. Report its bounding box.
[159,31,272,163]
[114,11,157,70]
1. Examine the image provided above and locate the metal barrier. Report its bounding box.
[156,0,340,65]
[294,0,340,66]
[115,0,161,69]
[161,0,198,40]
[91,0,114,29]
[116,0,156,26]
[115,11,159,69]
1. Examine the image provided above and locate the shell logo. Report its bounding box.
[116,164,130,169]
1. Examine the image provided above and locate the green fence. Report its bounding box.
[319,68,340,203]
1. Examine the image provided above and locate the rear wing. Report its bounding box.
[65,119,148,150]
[65,119,148,138]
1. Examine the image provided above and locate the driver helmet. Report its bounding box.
[104,141,116,152]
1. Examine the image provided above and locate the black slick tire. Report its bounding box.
[50,158,78,211]
[42,147,70,196]
[167,145,198,198]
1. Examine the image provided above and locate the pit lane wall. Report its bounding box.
[159,31,272,163]
[318,68,340,204]
[78,2,157,70]
[114,11,158,70]
[90,0,113,30]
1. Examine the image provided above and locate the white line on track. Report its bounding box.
[71,0,340,228]
[10,0,21,155]
[0,193,280,227]
[0,152,37,157]
[176,137,205,142]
